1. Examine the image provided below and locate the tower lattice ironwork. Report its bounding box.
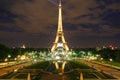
[51,0,69,53]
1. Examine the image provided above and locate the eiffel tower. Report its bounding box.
[51,0,69,53]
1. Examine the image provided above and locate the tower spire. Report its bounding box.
[59,0,62,6]
[58,0,63,32]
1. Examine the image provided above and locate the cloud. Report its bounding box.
[0,0,14,9]
[63,23,79,31]
[0,24,24,32]
[101,10,120,28]
[0,9,18,23]
[95,0,120,5]
[10,0,58,33]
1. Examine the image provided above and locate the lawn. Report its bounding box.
[69,61,91,69]
[25,61,49,69]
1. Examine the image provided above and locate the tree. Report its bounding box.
[0,44,11,59]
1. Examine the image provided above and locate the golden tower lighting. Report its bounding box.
[51,0,69,53]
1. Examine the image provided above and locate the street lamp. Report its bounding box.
[100,58,104,63]
[7,54,11,61]
[4,58,8,62]
[8,54,11,58]
[109,58,113,67]
[100,58,103,60]
[109,58,113,62]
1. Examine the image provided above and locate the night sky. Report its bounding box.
[0,0,120,48]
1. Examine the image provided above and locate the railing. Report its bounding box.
[0,79,26,80]
[83,79,119,80]
[0,77,118,80]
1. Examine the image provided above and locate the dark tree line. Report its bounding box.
[73,48,120,62]
[97,48,120,62]
[0,44,50,62]
[0,44,11,59]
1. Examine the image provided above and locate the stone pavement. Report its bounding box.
[41,74,70,80]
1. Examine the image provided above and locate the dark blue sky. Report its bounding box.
[0,0,120,48]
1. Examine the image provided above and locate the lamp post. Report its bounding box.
[7,54,11,63]
[109,58,113,67]
[109,58,113,62]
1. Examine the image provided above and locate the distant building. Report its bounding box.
[21,44,26,49]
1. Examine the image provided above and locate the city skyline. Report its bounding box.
[0,0,120,48]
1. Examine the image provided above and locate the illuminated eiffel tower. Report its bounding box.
[51,0,69,53]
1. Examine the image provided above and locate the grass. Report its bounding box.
[0,72,18,79]
[107,61,120,67]
[94,72,107,79]
[101,72,116,79]
[25,61,49,69]
[69,61,91,69]
[67,70,79,80]
[83,72,98,78]
[96,60,120,67]
[14,73,28,79]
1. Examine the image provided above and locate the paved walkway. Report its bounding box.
[0,60,37,77]
[79,60,120,79]
[41,74,69,80]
